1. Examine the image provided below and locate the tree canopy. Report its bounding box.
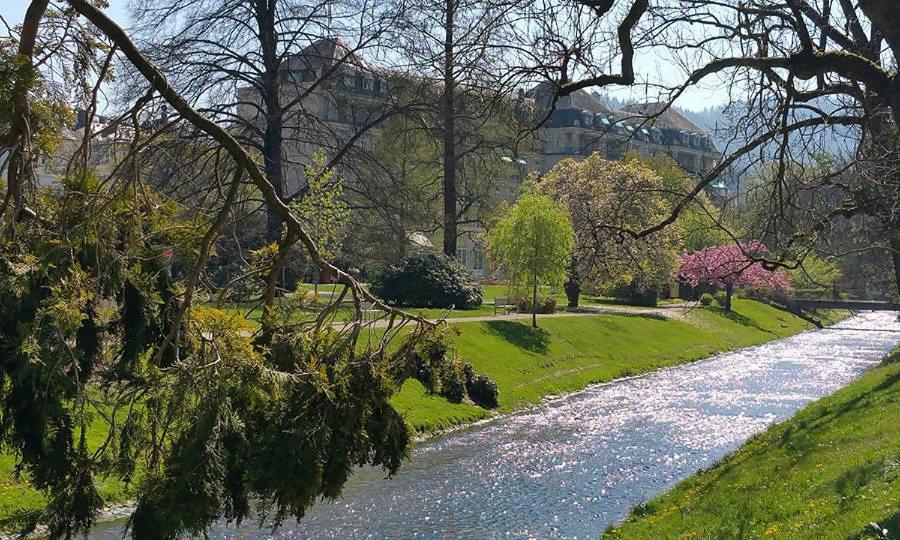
[540,154,681,296]
[679,242,791,311]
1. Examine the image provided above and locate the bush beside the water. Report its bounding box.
[413,334,498,408]
[466,374,500,409]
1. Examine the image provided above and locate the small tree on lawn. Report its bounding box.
[487,190,575,328]
[679,242,791,312]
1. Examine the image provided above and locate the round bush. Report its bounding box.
[370,250,483,309]
[466,374,499,409]
[516,294,557,314]
[713,290,729,307]
[699,292,714,306]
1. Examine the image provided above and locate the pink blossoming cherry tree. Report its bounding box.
[679,242,791,311]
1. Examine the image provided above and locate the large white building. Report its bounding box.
[236,38,723,277]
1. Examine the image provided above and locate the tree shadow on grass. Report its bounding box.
[483,320,551,353]
[604,311,669,322]
[708,306,775,335]
[785,368,900,441]
[848,509,900,539]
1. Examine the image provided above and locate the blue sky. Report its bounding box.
[0,0,725,111]
[0,0,128,26]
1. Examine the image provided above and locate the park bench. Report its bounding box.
[494,296,514,315]
[360,300,381,322]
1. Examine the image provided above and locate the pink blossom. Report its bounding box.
[678,242,791,291]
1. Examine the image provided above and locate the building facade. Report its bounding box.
[236,38,723,278]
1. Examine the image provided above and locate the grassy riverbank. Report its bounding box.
[393,299,843,433]
[605,346,900,540]
[0,299,843,526]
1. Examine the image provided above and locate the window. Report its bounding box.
[456,247,468,267]
[292,69,315,83]
[363,77,374,91]
[326,101,345,122]
[473,248,484,272]
[343,74,355,88]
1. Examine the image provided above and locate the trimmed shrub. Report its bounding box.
[466,374,499,409]
[699,292,714,306]
[713,290,729,307]
[370,250,482,309]
[516,294,557,314]
[463,363,499,409]
[413,332,467,403]
[604,282,659,307]
[437,360,467,403]
[413,335,499,408]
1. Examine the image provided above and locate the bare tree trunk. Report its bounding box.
[891,235,900,300]
[564,258,580,308]
[257,0,286,243]
[725,282,733,312]
[441,0,457,257]
[1,0,50,229]
[263,116,285,241]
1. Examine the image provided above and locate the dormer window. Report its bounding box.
[290,69,315,83]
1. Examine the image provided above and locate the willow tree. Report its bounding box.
[487,187,574,327]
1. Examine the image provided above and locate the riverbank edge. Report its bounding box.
[604,336,900,538]
[410,307,850,444]
[1,302,849,536]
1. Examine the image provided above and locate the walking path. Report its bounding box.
[359,303,689,328]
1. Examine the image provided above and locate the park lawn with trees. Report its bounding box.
[0,299,844,525]
[605,346,900,540]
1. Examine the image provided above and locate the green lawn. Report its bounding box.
[392,299,837,433]
[605,348,900,540]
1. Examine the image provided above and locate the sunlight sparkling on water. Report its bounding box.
[90,312,900,539]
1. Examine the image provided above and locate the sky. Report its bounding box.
[0,0,128,27]
[0,0,727,111]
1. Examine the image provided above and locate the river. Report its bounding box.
[89,311,900,539]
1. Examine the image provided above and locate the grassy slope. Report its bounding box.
[393,299,833,433]
[605,349,900,540]
[0,300,840,523]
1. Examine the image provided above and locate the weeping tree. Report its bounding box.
[487,186,574,327]
[0,2,494,538]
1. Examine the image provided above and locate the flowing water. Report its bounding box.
[90,312,900,539]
